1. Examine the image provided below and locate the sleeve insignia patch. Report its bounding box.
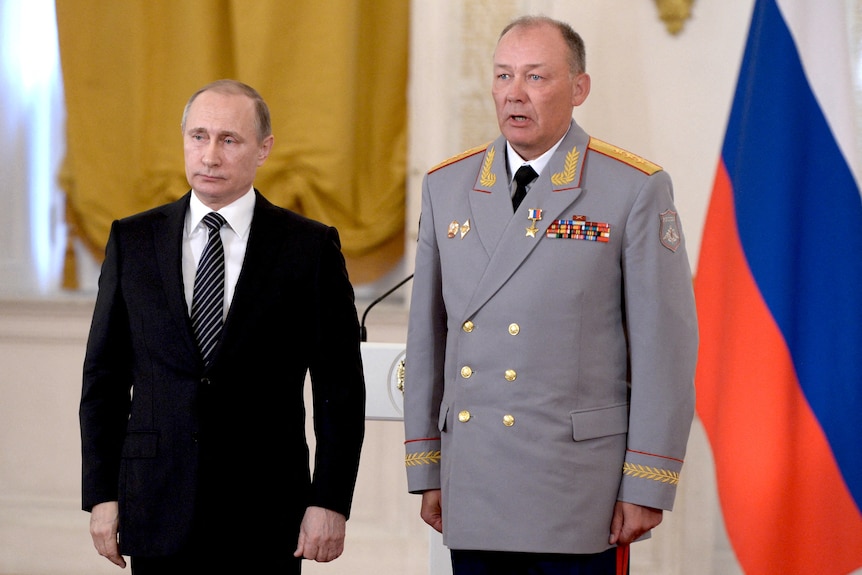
[659,210,682,252]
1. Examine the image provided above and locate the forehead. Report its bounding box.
[494,23,568,68]
[186,90,256,133]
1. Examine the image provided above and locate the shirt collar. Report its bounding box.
[506,126,569,183]
[187,187,256,239]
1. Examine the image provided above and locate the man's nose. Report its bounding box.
[202,142,221,166]
[506,78,526,101]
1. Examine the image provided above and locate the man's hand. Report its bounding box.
[420,489,443,533]
[609,501,663,545]
[89,501,126,568]
[293,506,347,562]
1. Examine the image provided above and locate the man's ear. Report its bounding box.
[258,135,275,165]
[572,73,591,107]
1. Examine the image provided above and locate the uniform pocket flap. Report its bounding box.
[121,431,159,458]
[570,403,629,441]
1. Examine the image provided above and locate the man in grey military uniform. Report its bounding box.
[403,15,698,575]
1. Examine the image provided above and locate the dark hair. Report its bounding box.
[499,15,586,75]
[181,79,272,143]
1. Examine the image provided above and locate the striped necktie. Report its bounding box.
[191,212,227,366]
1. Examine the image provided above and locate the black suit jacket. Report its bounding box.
[80,190,366,557]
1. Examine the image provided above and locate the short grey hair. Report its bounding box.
[181,79,272,143]
[499,15,586,75]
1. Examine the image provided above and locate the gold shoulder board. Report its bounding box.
[587,137,662,175]
[428,142,491,174]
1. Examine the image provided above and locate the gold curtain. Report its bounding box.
[55,0,409,287]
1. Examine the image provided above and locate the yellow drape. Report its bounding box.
[55,0,408,287]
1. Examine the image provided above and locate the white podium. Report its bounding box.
[361,341,453,575]
[361,342,407,420]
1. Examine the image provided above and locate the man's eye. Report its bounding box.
[529,74,541,81]
[497,73,510,80]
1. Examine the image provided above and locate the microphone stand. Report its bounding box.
[359,274,414,342]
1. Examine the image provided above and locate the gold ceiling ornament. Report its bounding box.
[655,0,694,35]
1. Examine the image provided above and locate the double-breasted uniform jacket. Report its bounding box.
[403,120,698,554]
[80,190,366,557]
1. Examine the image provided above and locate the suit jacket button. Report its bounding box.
[502,414,515,427]
[200,377,212,386]
[458,410,472,423]
[508,323,520,335]
[460,366,473,378]
[504,369,517,381]
[462,320,475,333]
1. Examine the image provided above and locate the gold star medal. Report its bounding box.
[526,208,542,237]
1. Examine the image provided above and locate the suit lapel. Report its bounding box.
[465,122,590,318]
[469,135,514,257]
[217,191,278,353]
[152,193,199,359]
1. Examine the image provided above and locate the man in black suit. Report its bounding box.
[80,79,366,574]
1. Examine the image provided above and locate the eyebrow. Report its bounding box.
[494,62,545,70]
[187,127,243,140]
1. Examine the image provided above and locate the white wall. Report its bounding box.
[2,1,861,574]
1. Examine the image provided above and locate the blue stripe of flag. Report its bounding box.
[722,0,862,509]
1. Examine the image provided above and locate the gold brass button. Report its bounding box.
[460,366,473,378]
[463,320,475,333]
[502,414,515,427]
[459,410,472,422]
[508,323,520,335]
[504,369,517,382]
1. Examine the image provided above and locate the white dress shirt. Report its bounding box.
[182,188,255,320]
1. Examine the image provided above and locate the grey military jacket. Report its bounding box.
[403,120,698,554]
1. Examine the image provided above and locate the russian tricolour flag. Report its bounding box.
[694,0,862,573]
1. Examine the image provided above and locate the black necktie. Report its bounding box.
[512,164,538,211]
[191,212,227,366]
